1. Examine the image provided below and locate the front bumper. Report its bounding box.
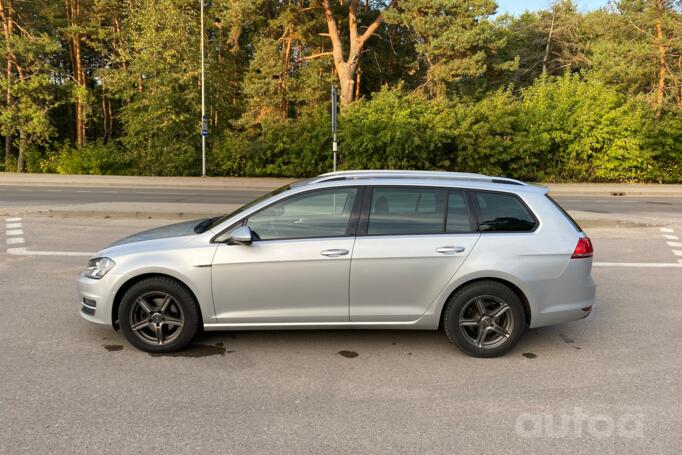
[77,272,122,326]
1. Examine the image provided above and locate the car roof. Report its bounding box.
[293,170,547,194]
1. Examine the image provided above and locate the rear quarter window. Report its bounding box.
[471,191,537,232]
[545,195,583,232]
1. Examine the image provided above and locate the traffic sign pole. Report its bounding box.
[331,85,338,172]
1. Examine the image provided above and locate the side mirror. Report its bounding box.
[228,226,253,245]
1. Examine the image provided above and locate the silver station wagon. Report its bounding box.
[78,170,596,357]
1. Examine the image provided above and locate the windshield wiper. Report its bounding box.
[194,216,220,234]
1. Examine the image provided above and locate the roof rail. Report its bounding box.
[312,170,527,186]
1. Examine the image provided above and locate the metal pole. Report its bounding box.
[333,133,337,172]
[331,85,337,172]
[200,0,206,177]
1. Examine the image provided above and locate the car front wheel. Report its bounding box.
[444,281,526,358]
[119,277,200,353]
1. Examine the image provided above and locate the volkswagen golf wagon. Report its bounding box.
[78,170,596,357]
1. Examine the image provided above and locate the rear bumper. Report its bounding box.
[528,261,597,328]
[530,292,596,327]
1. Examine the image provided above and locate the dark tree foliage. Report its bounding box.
[0,0,680,181]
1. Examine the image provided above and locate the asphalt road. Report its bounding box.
[1,192,682,453]
[2,184,682,216]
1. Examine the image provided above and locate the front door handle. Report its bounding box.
[320,249,349,257]
[436,246,466,255]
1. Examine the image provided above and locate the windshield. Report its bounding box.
[198,182,296,232]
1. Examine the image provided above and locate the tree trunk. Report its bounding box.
[1,0,14,168]
[543,4,556,75]
[108,98,113,139]
[280,31,293,120]
[16,131,24,172]
[337,62,358,106]
[102,94,108,141]
[321,0,395,107]
[4,135,11,169]
[355,65,362,100]
[654,0,667,116]
[66,0,86,146]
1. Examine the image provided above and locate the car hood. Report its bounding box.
[106,219,203,248]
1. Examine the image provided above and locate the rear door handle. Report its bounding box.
[320,249,349,257]
[436,246,465,255]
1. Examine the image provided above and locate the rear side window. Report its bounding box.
[367,187,446,235]
[447,190,475,233]
[546,195,582,232]
[471,191,537,232]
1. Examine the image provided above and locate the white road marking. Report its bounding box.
[664,235,680,240]
[2,217,92,257]
[667,241,682,248]
[660,228,675,233]
[594,262,682,268]
[7,248,93,257]
[673,250,682,257]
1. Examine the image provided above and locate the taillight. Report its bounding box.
[571,237,593,259]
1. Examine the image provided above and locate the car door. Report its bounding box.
[350,187,480,322]
[211,187,361,323]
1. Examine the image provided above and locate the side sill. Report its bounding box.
[203,321,430,331]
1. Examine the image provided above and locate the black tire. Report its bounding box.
[443,281,526,358]
[119,277,200,353]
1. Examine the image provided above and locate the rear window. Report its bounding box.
[546,195,582,232]
[471,191,537,232]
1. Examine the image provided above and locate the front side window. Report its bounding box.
[472,191,537,232]
[246,188,358,240]
[367,187,447,235]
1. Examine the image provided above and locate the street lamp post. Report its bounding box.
[200,0,207,177]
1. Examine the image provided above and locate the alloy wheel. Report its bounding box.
[458,295,515,349]
[128,291,185,346]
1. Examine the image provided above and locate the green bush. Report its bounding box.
[339,87,456,170]
[37,141,132,175]
[2,155,17,172]
[210,110,332,177]
[13,74,680,182]
[518,73,661,182]
[643,112,682,183]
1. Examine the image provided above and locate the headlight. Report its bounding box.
[82,257,116,279]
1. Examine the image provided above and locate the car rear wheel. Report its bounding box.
[444,281,526,358]
[119,277,200,353]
